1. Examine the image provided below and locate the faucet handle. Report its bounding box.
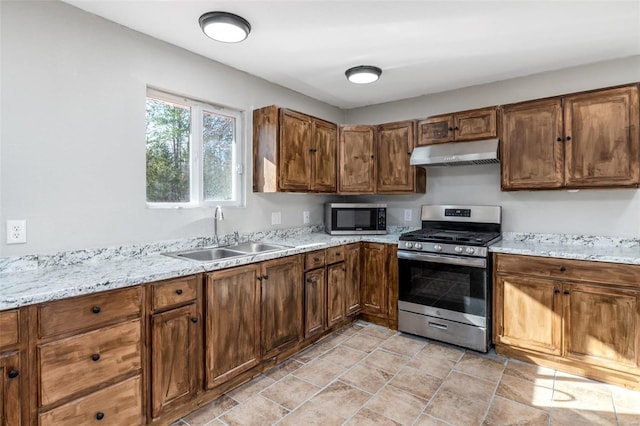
[233,231,240,243]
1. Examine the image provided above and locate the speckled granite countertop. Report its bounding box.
[489,232,640,265]
[0,227,406,310]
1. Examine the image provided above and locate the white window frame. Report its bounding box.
[146,88,245,208]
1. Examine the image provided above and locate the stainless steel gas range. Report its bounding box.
[397,205,502,352]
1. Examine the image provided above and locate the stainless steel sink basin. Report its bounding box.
[231,242,291,253]
[164,247,245,262]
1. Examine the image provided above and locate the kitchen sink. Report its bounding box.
[231,242,291,253]
[162,241,292,262]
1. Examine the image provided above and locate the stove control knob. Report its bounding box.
[465,247,475,254]
[433,244,443,251]
[405,242,413,248]
[414,243,422,249]
[454,246,463,253]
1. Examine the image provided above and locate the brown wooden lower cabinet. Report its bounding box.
[494,253,640,390]
[304,267,326,338]
[0,351,21,426]
[344,243,362,316]
[360,243,389,323]
[327,262,346,327]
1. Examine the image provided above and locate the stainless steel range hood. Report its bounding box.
[410,138,500,167]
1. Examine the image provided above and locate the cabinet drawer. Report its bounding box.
[305,250,326,270]
[39,286,142,338]
[39,319,141,406]
[0,309,19,350]
[495,254,640,288]
[39,375,142,426]
[152,275,198,311]
[326,246,345,264]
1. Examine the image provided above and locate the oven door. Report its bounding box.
[397,251,488,327]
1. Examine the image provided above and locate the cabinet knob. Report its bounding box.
[556,137,563,142]
[566,136,572,141]
[176,289,183,295]
[554,289,560,294]
[191,317,198,323]
[564,290,570,295]
[313,257,320,261]
[257,276,263,281]
[560,266,566,272]
[454,126,459,130]
[306,278,314,284]
[407,152,412,156]
[7,369,19,379]
[336,252,341,256]
[96,412,105,421]
[448,127,454,131]
[370,155,374,159]
[91,354,101,362]
[263,275,269,280]
[92,306,101,314]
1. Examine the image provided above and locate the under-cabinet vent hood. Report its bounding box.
[410,139,500,167]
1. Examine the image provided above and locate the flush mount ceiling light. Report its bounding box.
[345,65,382,84]
[199,11,251,43]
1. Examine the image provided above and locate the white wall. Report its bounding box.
[346,57,640,238]
[0,0,345,256]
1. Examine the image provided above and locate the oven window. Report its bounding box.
[398,258,487,317]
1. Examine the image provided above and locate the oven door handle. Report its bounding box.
[397,250,486,268]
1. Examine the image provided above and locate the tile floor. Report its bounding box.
[173,321,640,426]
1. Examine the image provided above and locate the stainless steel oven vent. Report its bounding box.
[410,139,499,167]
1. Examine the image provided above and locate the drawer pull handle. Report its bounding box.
[7,369,19,379]
[313,257,320,261]
[560,266,566,272]
[92,306,101,314]
[176,289,183,295]
[428,322,448,330]
[96,412,105,421]
[91,354,101,362]
[191,317,198,323]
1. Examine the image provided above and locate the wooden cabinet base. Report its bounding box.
[495,344,640,391]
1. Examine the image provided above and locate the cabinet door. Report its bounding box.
[261,256,303,358]
[311,119,338,192]
[377,120,416,193]
[0,352,20,426]
[417,114,454,145]
[338,125,376,193]
[327,263,346,328]
[151,304,198,418]
[564,283,639,373]
[564,86,640,188]
[360,243,388,317]
[206,265,260,388]
[344,244,362,316]
[501,98,564,190]
[279,109,311,191]
[454,107,497,141]
[494,274,562,355]
[304,268,326,338]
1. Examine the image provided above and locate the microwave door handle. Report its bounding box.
[397,251,486,268]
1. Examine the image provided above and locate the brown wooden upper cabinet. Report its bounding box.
[338,125,376,193]
[501,85,640,190]
[253,105,337,193]
[376,120,426,193]
[417,107,498,146]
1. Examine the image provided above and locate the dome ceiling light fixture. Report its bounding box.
[345,65,382,84]
[199,11,251,43]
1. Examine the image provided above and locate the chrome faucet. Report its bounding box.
[213,205,224,245]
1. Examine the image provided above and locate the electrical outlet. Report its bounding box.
[404,209,412,222]
[271,212,281,225]
[6,220,27,244]
[303,211,310,224]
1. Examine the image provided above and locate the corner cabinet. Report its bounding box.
[338,125,376,193]
[494,253,640,390]
[501,85,640,190]
[253,106,338,193]
[376,120,426,193]
[417,107,498,146]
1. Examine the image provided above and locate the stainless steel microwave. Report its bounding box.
[325,203,387,235]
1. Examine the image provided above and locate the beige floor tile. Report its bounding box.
[379,333,426,357]
[440,370,497,404]
[278,401,344,426]
[220,395,289,426]
[554,370,613,395]
[550,407,617,426]
[292,357,345,387]
[413,414,450,426]
[361,349,410,374]
[496,373,554,409]
[310,380,372,419]
[320,332,351,348]
[407,350,456,379]
[552,378,615,412]
[366,384,428,425]
[340,363,395,394]
[227,375,276,403]
[358,324,397,340]
[419,342,465,363]
[338,323,366,336]
[503,359,555,389]
[342,333,384,353]
[170,421,188,426]
[320,345,368,368]
[483,396,549,426]
[454,352,506,383]
[425,389,488,426]
[260,375,320,410]
[389,366,442,401]
[264,358,304,381]
[345,407,403,425]
[294,341,333,363]
[182,395,238,425]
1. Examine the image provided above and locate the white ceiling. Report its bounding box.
[63,0,640,109]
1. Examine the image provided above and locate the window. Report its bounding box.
[145,88,243,207]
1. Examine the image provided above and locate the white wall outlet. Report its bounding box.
[6,220,27,244]
[271,212,281,225]
[404,209,412,222]
[303,211,310,224]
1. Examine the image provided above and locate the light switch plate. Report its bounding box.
[303,211,310,224]
[271,212,282,225]
[404,209,412,222]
